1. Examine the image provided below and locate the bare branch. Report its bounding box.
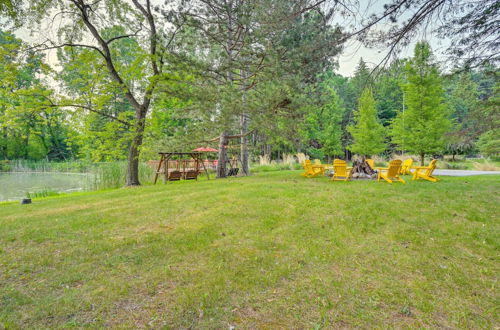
[106,28,142,45]
[30,40,105,58]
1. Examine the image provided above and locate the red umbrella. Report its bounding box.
[193,147,218,169]
[192,147,218,152]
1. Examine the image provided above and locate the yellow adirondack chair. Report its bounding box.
[412,159,439,182]
[332,159,352,181]
[301,160,314,177]
[366,159,375,169]
[399,158,413,175]
[377,159,405,183]
[301,160,323,178]
[313,159,326,175]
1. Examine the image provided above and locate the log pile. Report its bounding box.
[351,159,377,179]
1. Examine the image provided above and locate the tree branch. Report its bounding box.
[29,40,105,58]
[69,0,143,113]
[105,28,142,45]
[49,103,132,127]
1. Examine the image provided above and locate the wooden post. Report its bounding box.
[154,153,164,184]
[163,153,172,183]
[164,154,170,183]
[217,131,229,178]
[194,153,210,180]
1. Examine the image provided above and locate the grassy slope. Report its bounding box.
[1,171,499,328]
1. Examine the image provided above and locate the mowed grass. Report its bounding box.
[0,171,499,328]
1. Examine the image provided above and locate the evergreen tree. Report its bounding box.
[351,58,371,97]
[320,87,344,160]
[445,71,479,159]
[374,60,405,126]
[342,58,372,157]
[347,88,386,157]
[391,41,451,165]
[475,82,500,157]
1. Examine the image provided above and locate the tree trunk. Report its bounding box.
[216,131,229,178]
[240,113,249,175]
[1,126,7,159]
[240,63,249,176]
[420,152,425,166]
[126,117,146,186]
[23,131,29,158]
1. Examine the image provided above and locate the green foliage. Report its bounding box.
[374,60,405,126]
[298,84,344,160]
[55,26,147,162]
[0,159,11,171]
[26,189,60,199]
[0,30,74,161]
[0,0,18,20]
[391,42,451,161]
[0,7,497,171]
[250,163,302,173]
[477,129,500,157]
[319,86,345,158]
[347,88,386,156]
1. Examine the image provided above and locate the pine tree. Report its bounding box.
[320,87,344,160]
[391,41,451,165]
[347,88,386,157]
[342,58,372,156]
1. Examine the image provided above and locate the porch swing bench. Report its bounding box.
[153,152,210,184]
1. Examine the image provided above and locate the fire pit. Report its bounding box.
[350,159,377,179]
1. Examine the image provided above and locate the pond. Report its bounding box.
[0,172,91,202]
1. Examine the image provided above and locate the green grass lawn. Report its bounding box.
[1,171,499,328]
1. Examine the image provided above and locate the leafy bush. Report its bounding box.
[477,129,500,157]
[0,160,12,171]
[439,162,468,170]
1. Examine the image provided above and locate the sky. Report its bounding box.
[334,0,451,76]
[337,37,450,77]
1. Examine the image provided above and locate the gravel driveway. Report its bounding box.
[432,169,500,176]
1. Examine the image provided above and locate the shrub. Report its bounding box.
[477,129,500,157]
[439,162,468,170]
[0,160,12,171]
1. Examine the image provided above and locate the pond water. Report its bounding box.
[0,172,90,202]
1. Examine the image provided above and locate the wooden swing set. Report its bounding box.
[153,152,210,184]
[153,130,253,183]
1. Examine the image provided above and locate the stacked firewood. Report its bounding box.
[351,160,377,179]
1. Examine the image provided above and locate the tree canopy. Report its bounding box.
[0,1,497,184]
[390,41,451,164]
[348,88,386,157]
